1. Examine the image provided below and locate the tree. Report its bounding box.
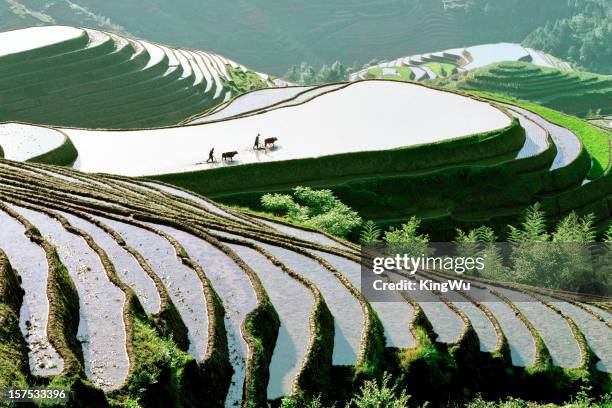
[605,223,612,243]
[507,203,549,243]
[454,226,511,280]
[552,212,596,243]
[383,217,429,244]
[284,61,349,85]
[360,220,382,244]
[383,217,430,257]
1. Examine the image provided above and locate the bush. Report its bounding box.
[508,203,550,243]
[261,187,362,238]
[360,221,382,244]
[383,217,429,244]
[347,373,410,408]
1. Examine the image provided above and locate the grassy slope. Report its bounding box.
[466,90,611,179]
[425,62,455,77]
[437,62,612,117]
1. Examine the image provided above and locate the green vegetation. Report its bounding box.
[0,28,273,129]
[364,66,415,82]
[465,91,611,179]
[110,314,199,407]
[454,203,611,295]
[359,221,382,244]
[0,252,28,391]
[425,62,455,77]
[467,389,612,408]
[156,118,540,239]
[284,61,349,85]
[261,187,362,238]
[347,373,410,408]
[522,0,611,74]
[1,143,611,406]
[383,216,429,245]
[437,62,612,118]
[27,134,79,167]
[224,65,270,94]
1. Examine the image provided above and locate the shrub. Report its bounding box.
[280,395,327,408]
[507,203,550,243]
[347,373,410,408]
[604,224,612,243]
[383,217,429,244]
[552,212,597,243]
[360,221,382,244]
[261,193,308,221]
[506,207,609,294]
[261,187,362,238]
[454,226,511,281]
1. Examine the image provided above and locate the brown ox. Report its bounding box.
[264,137,278,148]
[222,151,238,161]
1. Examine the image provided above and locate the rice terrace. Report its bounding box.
[0,1,610,407]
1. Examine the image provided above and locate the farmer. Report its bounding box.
[254,133,261,150]
[206,148,215,163]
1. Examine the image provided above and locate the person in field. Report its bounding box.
[254,133,261,150]
[206,148,215,163]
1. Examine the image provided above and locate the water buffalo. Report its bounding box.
[222,151,238,161]
[264,137,278,148]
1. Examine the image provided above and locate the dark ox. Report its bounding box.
[264,137,278,148]
[222,151,238,161]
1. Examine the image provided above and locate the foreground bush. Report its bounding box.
[261,187,362,238]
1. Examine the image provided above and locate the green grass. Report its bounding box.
[438,62,612,117]
[367,67,382,77]
[424,62,455,77]
[367,66,413,81]
[224,65,270,95]
[110,314,198,407]
[466,91,611,179]
[0,305,29,390]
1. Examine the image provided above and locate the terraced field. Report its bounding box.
[0,23,609,405]
[0,159,609,406]
[61,81,511,176]
[0,26,276,129]
[438,61,612,117]
[2,74,607,237]
[350,43,572,83]
[85,79,606,239]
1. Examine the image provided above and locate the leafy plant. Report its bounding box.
[454,226,510,280]
[383,217,429,244]
[284,61,349,84]
[280,395,327,408]
[507,203,549,243]
[347,373,410,408]
[604,223,612,243]
[552,212,596,243]
[261,187,362,238]
[360,221,382,244]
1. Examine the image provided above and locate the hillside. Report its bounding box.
[0,0,605,74]
[435,61,612,118]
[0,18,610,406]
[350,43,572,82]
[2,75,608,239]
[0,158,610,405]
[0,26,275,129]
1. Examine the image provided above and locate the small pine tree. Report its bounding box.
[508,203,549,242]
[605,224,612,243]
[360,220,382,244]
[552,212,596,243]
[383,216,429,244]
